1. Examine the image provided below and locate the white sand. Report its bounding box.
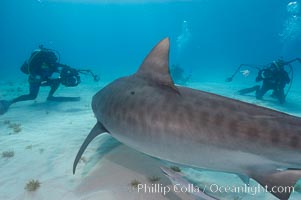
[0,79,300,200]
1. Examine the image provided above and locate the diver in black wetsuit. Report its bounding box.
[170,64,191,85]
[0,46,81,115]
[12,45,81,104]
[0,45,100,115]
[238,58,300,104]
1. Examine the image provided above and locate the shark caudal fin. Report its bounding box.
[251,169,301,200]
[135,38,179,93]
[73,122,108,174]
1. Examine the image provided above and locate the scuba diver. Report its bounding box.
[170,64,191,85]
[230,58,301,104]
[0,45,99,115]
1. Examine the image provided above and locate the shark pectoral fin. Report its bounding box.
[250,169,301,200]
[135,38,179,94]
[73,122,108,174]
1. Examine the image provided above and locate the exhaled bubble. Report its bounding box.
[176,20,192,54]
[280,1,301,42]
[287,1,300,15]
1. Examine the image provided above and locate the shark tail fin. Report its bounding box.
[73,122,107,174]
[136,38,179,94]
[251,169,301,200]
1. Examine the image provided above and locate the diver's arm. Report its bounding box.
[256,70,263,82]
[56,63,70,70]
[284,58,301,65]
[55,63,73,74]
[48,63,68,80]
[284,71,290,84]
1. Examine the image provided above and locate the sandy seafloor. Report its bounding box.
[0,77,301,200]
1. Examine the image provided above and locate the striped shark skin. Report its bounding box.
[73,38,301,200]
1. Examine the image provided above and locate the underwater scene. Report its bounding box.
[1,0,301,199]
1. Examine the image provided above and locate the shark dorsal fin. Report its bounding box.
[136,38,179,93]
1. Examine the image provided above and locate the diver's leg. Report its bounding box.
[1,80,39,115]
[47,79,60,100]
[11,82,40,104]
[270,90,277,98]
[275,89,286,104]
[238,85,260,95]
[47,79,80,102]
[256,84,270,100]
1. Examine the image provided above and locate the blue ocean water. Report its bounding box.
[1,1,301,200]
[1,0,301,83]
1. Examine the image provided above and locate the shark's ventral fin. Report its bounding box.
[136,38,179,93]
[73,122,108,174]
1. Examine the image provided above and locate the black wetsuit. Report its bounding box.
[238,63,290,104]
[12,49,62,103]
[255,66,290,104]
[170,65,191,85]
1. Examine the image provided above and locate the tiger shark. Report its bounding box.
[73,38,301,200]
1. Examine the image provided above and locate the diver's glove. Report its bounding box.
[49,72,60,80]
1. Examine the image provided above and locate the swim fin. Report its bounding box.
[47,96,80,102]
[238,85,259,95]
[0,100,12,115]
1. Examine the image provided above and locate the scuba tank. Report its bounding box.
[20,45,59,75]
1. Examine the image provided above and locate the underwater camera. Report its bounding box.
[59,68,99,87]
[60,67,81,87]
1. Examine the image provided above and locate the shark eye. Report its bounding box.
[130,91,135,95]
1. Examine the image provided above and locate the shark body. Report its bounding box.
[74,38,301,199]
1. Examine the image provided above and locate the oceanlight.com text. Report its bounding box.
[136,183,295,196]
[208,184,295,196]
